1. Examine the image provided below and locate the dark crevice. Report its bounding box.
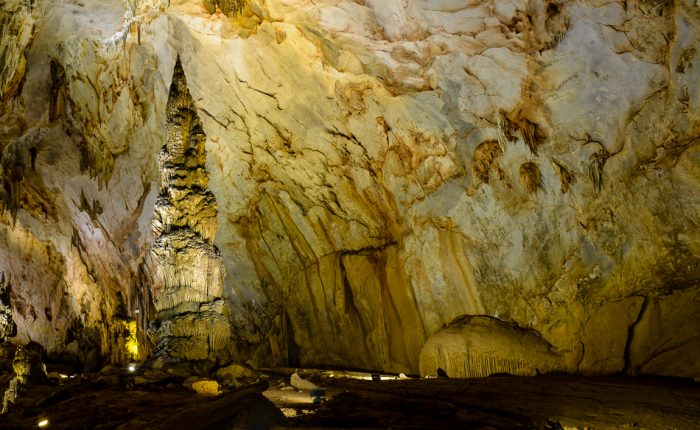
[623,295,649,375]
[284,309,301,367]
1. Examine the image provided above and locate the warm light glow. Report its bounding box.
[280,408,298,418]
[280,408,317,418]
[59,374,68,379]
[125,320,139,360]
[128,364,136,372]
[322,370,409,381]
[37,419,49,427]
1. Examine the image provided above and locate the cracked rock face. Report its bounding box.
[0,0,698,378]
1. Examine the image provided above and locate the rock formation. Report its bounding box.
[0,0,698,379]
[0,273,15,341]
[148,57,232,369]
[2,341,45,414]
[419,315,562,378]
[202,0,246,17]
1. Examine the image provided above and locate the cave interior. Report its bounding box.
[0,0,700,428]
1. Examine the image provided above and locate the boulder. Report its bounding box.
[290,372,317,390]
[419,316,562,378]
[215,363,258,380]
[12,341,46,385]
[187,378,221,397]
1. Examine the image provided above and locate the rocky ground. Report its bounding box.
[1,366,699,429]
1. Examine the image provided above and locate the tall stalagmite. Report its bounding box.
[148,58,231,369]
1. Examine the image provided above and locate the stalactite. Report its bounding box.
[472,140,502,184]
[496,111,544,155]
[495,111,516,151]
[587,150,609,193]
[434,347,551,378]
[552,159,574,193]
[0,144,24,224]
[203,0,247,17]
[518,119,542,155]
[541,2,571,51]
[48,59,66,122]
[519,162,542,193]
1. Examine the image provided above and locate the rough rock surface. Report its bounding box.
[2,341,45,414]
[578,296,644,375]
[0,274,15,341]
[147,57,232,368]
[0,0,698,378]
[0,0,36,102]
[628,288,700,378]
[419,315,561,378]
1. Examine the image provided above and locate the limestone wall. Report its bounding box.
[0,0,698,376]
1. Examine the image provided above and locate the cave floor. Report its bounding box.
[1,369,699,429]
